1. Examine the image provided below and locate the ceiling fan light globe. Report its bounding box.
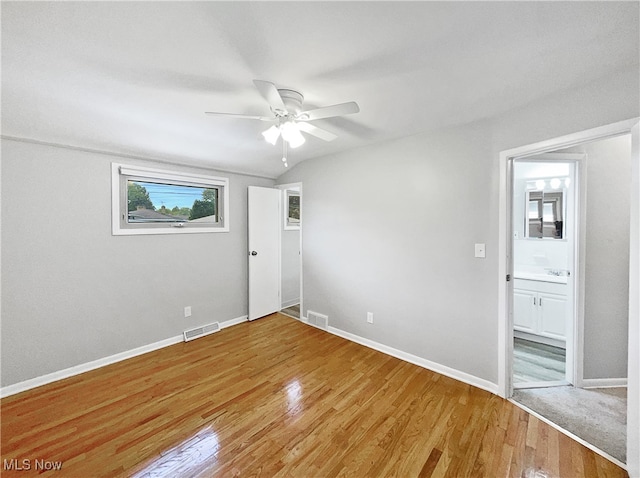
[281,122,305,148]
[287,135,305,149]
[262,125,280,145]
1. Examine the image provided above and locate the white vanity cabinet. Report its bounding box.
[513,278,567,344]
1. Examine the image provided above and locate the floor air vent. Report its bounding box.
[183,322,220,342]
[307,310,328,329]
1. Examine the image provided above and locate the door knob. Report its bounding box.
[251,251,258,256]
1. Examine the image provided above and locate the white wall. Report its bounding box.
[0,139,274,387]
[277,66,639,387]
[513,240,570,274]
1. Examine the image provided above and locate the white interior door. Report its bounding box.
[248,186,281,321]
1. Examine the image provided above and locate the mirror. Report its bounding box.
[525,184,566,239]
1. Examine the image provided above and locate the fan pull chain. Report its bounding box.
[282,139,288,167]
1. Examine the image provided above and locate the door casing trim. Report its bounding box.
[498,117,639,398]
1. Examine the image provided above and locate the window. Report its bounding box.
[284,189,300,230]
[112,163,229,235]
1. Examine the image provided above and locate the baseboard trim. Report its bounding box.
[0,315,249,399]
[581,378,628,389]
[220,315,249,329]
[0,335,181,399]
[514,330,565,349]
[325,325,499,395]
[281,299,300,309]
[514,380,570,390]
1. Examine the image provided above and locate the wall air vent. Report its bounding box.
[307,310,328,330]
[183,322,220,342]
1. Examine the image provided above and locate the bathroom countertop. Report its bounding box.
[514,271,568,284]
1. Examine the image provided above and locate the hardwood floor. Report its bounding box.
[1,314,627,477]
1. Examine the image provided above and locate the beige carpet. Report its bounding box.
[280,304,300,319]
[513,386,626,463]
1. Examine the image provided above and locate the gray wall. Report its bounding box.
[278,123,497,381]
[281,228,300,307]
[1,139,274,386]
[278,65,639,385]
[581,135,631,379]
[2,65,637,389]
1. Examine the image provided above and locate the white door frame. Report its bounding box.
[276,182,303,320]
[628,121,640,478]
[497,117,640,475]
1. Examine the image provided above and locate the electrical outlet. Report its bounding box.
[184,306,192,318]
[367,312,374,324]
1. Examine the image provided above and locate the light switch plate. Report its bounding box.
[475,243,486,258]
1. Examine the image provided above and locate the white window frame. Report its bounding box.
[111,163,230,235]
[283,188,301,231]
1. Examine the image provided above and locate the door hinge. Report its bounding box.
[506,274,511,282]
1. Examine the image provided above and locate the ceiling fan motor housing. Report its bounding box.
[277,89,304,116]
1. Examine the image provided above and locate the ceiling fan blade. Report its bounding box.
[205,112,273,121]
[298,101,360,121]
[253,79,287,114]
[296,122,337,142]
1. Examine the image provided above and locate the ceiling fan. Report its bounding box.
[205,80,360,167]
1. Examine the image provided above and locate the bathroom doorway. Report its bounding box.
[500,126,635,466]
[511,157,579,389]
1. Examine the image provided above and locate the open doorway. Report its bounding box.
[511,156,578,390]
[278,183,302,319]
[499,123,636,467]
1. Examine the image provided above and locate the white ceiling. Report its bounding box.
[2,2,638,178]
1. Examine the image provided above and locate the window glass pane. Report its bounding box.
[287,193,300,224]
[127,181,218,224]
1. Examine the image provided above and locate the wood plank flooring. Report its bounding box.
[1,314,627,477]
[513,338,566,384]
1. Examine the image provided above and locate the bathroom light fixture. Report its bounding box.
[535,179,546,190]
[550,178,561,189]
